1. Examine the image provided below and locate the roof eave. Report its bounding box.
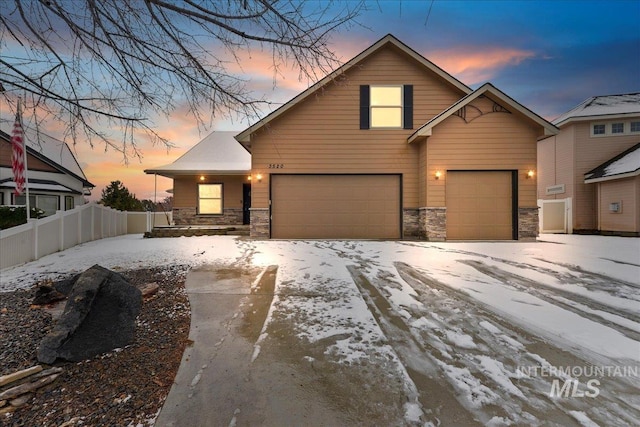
[144,169,250,177]
[585,170,640,184]
[555,112,640,128]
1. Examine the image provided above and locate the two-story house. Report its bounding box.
[236,34,557,240]
[538,93,640,235]
[0,128,94,216]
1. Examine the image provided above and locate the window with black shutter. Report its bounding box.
[360,85,413,129]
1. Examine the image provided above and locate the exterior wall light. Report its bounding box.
[527,170,535,179]
[435,171,442,180]
[247,175,252,181]
[199,175,205,181]
[256,174,263,183]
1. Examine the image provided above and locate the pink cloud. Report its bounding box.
[426,47,536,85]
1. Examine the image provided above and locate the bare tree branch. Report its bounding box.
[0,0,365,158]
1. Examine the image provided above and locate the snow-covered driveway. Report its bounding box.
[2,234,639,426]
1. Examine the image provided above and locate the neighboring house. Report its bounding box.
[235,34,557,240]
[144,131,251,225]
[538,93,640,235]
[0,129,94,216]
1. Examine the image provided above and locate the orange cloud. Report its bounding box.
[427,47,536,85]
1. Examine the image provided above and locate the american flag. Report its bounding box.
[11,107,26,196]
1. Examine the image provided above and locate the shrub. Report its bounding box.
[0,206,46,230]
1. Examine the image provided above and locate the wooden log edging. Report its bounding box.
[0,365,63,414]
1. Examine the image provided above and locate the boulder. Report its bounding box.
[37,265,142,364]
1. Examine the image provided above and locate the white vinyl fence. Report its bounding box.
[0,202,172,270]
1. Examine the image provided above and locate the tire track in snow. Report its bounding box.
[400,242,640,301]
[394,262,640,427]
[346,265,481,426]
[459,259,640,341]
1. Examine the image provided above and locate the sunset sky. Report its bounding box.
[1,0,639,202]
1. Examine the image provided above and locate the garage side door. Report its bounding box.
[271,175,401,239]
[446,171,513,240]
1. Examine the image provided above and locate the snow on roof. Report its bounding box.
[0,123,93,187]
[0,178,81,194]
[584,142,640,183]
[553,93,640,127]
[144,131,250,177]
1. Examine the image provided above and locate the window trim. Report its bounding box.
[197,183,224,215]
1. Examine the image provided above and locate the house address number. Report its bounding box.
[268,163,285,169]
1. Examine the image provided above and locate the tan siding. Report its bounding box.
[250,45,465,209]
[537,136,556,199]
[425,98,538,207]
[598,177,639,233]
[555,126,575,200]
[173,175,244,209]
[572,119,639,230]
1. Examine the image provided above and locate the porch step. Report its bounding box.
[144,225,249,238]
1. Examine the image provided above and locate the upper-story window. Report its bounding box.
[591,120,639,137]
[592,124,605,135]
[360,84,413,130]
[370,86,403,128]
[611,123,624,134]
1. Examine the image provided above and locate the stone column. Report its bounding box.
[402,209,420,239]
[518,207,539,240]
[250,208,270,238]
[420,207,447,241]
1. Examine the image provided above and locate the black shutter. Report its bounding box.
[403,85,413,129]
[360,85,370,129]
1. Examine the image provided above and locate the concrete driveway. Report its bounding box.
[155,238,640,427]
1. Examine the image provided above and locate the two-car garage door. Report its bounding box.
[271,174,401,239]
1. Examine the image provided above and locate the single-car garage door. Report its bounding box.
[446,171,514,240]
[271,174,401,239]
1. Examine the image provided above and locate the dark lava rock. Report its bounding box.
[32,285,67,305]
[37,265,142,364]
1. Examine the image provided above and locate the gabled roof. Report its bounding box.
[0,129,94,188]
[553,93,640,127]
[408,83,558,143]
[235,34,472,147]
[144,131,250,177]
[584,142,640,183]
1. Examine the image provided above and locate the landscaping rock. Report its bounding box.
[37,265,142,364]
[32,285,66,305]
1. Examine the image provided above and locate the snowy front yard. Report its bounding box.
[2,234,638,426]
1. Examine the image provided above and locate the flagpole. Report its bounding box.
[18,100,31,220]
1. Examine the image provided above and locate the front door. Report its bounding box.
[242,183,251,225]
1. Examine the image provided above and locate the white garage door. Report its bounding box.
[271,175,401,239]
